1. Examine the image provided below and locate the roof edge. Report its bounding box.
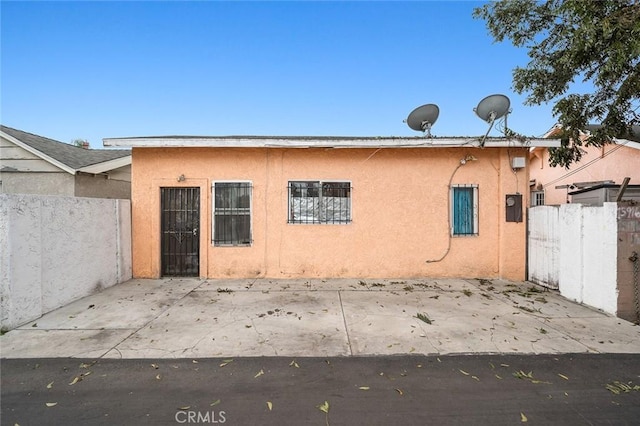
[78,155,132,174]
[103,136,561,149]
[1,129,77,174]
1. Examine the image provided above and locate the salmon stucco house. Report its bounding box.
[104,135,560,281]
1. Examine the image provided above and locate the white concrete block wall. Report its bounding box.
[529,203,620,316]
[528,206,560,288]
[558,204,584,304]
[0,194,132,330]
[580,203,618,314]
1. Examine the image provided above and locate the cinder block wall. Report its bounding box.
[0,194,132,330]
[616,202,640,323]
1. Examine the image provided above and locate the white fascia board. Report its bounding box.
[104,136,561,149]
[613,139,640,151]
[78,155,132,174]
[0,130,76,174]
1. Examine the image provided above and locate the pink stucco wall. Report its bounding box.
[131,146,529,280]
[530,143,640,205]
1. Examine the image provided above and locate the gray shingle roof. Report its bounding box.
[1,125,130,169]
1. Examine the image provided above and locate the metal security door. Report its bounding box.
[161,187,200,276]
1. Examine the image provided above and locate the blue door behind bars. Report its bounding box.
[453,187,474,235]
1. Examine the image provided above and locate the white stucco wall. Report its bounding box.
[532,203,619,315]
[558,204,584,303]
[0,194,132,330]
[528,206,560,289]
[0,195,43,329]
[580,203,618,314]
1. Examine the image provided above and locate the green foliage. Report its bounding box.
[70,138,88,148]
[473,0,640,168]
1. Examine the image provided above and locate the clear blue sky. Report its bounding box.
[1,1,559,148]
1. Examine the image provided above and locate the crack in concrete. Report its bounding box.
[414,320,439,354]
[100,280,206,359]
[249,317,278,356]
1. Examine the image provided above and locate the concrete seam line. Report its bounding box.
[338,290,353,356]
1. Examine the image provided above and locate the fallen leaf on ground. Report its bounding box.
[513,370,551,384]
[395,388,404,395]
[219,359,233,367]
[266,401,273,411]
[558,373,569,380]
[68,377,80,386]
[178,406,191,410]
[210,399,221,407]
[46,381,54,389]
[415,312,432,324]
[605,380,640,394]
[521,412,528,422]
[359,386,370,390]
[151,364,159,369]
[459,369,470,376]
[156,374,161,380]
[254,369,264,378]
[317,401,330,413]
[46,402,57,407]
[289,360,300,368]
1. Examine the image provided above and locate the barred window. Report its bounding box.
[213,182,252,246]
[531,190,545,206]
[451,184,478,236]
[288,181,351,224]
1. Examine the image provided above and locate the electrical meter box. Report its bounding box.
[511,157,526,169]
[506,194,523,222]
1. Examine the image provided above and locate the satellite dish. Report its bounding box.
[474,94,510,123]
[406,104,440,137]
[474,94,511,146]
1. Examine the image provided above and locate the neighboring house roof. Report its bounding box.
[1,125,131,175]
[530,137,640,158]
[103,135,560,149]
[568,183,640,196]
[543,123,640,144]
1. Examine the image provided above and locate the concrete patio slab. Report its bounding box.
[1,277,638,359]
[0,329,134,358]
[16,278,203,330]
[101,290,350,359]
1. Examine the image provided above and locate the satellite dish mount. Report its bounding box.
[406,104,440,137]
[474,94,511,146]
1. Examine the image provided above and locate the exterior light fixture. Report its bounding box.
[460,155,477,165]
